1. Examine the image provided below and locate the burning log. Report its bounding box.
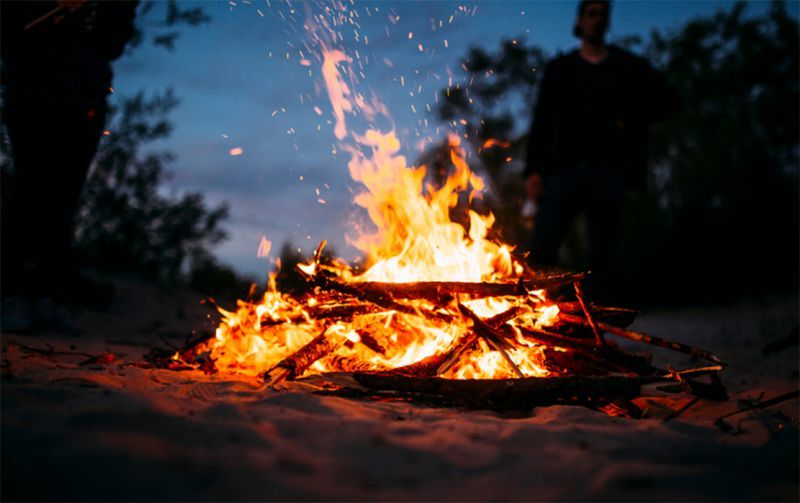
[174,245,727,413]
[435,307,524,376]
[260,303,380,327]
[457,303,524,377]
[347,272,588,302]
[264,326,339,386]
[305,269,454,323]
[385,307,523,378]
[386,331,476,378]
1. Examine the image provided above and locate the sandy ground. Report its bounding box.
[2,277,798,501]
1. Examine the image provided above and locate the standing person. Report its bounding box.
[1,0,138,332]
[524,0,680,301]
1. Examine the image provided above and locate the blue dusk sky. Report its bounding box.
[112,0,797,279]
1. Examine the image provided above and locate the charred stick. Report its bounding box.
[484,337,525,379]
[486,306,523,326]
[348,272,588,302]
[434,332,479,377]
[264,326,340,385]
[519,326,661,376]
[574,282,605,346]
[558,313,724,364]
[260,303,381,327]
[306,271,453,323]
[434,306,522,377]
[326,355,378,373]
[718,389,800,419]
[25,5,65,31]
[556,302,639,317]
[458,304,525,378]
[386,331,478,378]
[556,302,639,328]
[457,304,515,349]
[370,309,523,377]
[666,365,724,380]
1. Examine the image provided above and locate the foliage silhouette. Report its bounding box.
[128,1,211,52]
[636,1,799,300]
[436,1,798,303]
[74,90,229,282]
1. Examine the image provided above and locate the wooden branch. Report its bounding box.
[388,331,477,378]
[555,302,639,328]
[264,326,338,385]
[303,270,454,323]
[433,332,479,376]
[347,272,588,302]
[387,306,523,378]
[558,313,724,364]
[719,389,800,419]
[457,304,516,349]
[457,303,524,377]
[518,326,661,376]
[260,303,380,327]
[574,281,605,346]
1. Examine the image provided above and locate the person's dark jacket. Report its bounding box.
[1,1,138,106]
[525,45,680,191]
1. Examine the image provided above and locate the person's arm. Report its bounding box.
[524,60,557,202]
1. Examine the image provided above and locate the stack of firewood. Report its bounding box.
[152,245,727,417]
[233,247,723,417]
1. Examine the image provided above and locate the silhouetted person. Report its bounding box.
[1,0,138,331]
[525,0,680,301]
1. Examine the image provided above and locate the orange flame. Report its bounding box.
[202,8,559,381]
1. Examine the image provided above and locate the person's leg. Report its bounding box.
[42,102,107,283]
[529,171,581,269]
[584,169,626,301]
[1,99,51,299]
[2,99,105,299]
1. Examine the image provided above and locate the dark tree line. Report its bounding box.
[74,90,229,282]
[434,1,798,304]
[0,2,240,289]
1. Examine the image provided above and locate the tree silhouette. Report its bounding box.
[75,90,229,281]
[635,1,799,299]
[437,1,799,303]
[127,1,211,52]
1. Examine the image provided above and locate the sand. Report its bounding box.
[2,277,798,501]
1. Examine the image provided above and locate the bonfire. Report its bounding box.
[152,5,726,417]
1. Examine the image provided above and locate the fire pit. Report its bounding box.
[148,17,726,417]
[150,233,725,418]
